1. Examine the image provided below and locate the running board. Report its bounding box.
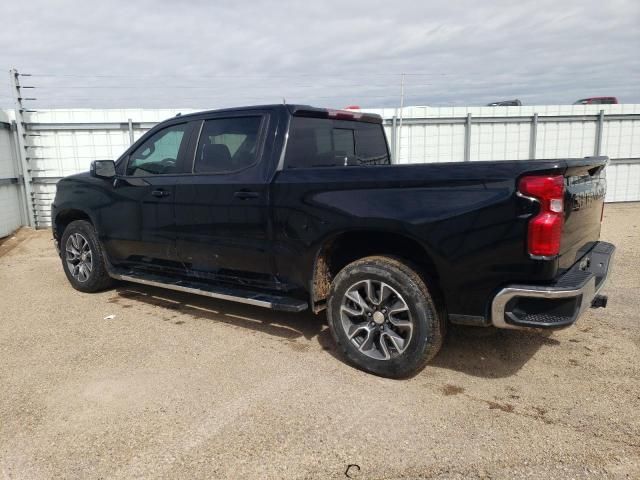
[108,269,308,313]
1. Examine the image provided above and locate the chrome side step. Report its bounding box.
[108,270,308,313]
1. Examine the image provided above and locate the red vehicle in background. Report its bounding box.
[574,97,619,105]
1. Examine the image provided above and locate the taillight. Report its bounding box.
[519,175,565,257]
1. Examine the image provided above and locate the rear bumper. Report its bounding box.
[491,241,615,329]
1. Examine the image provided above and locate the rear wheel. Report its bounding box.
[327,256,444,378]
[60,220,114,292]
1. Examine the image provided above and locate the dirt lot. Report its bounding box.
[1,204,639,479]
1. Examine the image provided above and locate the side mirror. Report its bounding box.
[90,160,116,179]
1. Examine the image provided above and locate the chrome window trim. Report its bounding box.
[275,115,291,172]
[190,120,205,173]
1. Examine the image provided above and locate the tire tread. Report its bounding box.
[327,255,444,378]
[60,220,114,293]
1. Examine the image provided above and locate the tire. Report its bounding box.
[327,256,444,378]
[60,220,114,293]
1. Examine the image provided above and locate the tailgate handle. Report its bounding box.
[151,189,171,198]
[234,190,259,200]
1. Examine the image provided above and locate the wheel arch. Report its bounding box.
[53,208,94,242]
[309,230,441,313]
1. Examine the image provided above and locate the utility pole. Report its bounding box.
[9,68,35,227]
[396,73,405,163]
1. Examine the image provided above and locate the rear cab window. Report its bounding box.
[284,116,390,168]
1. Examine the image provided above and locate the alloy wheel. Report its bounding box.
[339,279,414,360]
[65,233,93,283]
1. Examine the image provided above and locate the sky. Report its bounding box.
[0,0,638,110]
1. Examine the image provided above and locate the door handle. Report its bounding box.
[151,189,171,198]
[234,190,259,200]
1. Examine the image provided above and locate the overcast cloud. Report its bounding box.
[0,0,638,109]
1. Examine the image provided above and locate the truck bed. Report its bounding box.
[272,156,608,322]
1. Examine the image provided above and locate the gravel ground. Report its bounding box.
[0,203,639,479]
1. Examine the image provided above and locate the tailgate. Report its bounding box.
[559,158,608,270]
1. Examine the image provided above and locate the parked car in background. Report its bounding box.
[574,97,619,105]
[487,99,522,106]
[51,104,615,378]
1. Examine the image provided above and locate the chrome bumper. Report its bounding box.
[491,242,615,330]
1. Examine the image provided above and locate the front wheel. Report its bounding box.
[60,220,114,292]
[327,256,444,378]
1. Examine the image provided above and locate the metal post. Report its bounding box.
[9,122,30,226]
[127,118,135,145]
[529,113,538,159]
[594,109,605,156]
[9,68,35,227]
[464,113,472,162]
[390,114,397,164]
[396,73,405,162]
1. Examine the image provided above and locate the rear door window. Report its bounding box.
[193,116,263,173]
[284,117,389,168]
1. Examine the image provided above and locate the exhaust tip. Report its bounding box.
[591,294,608,309]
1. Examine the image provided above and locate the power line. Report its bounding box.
[22,67,633,80]
[31,82,440,89]
[23,72,453,79]
[12,68,638,109]
[30,94,410,104]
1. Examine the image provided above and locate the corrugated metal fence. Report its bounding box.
[0,104,639,232]
[375,104,640,203]
[0,110,27,237]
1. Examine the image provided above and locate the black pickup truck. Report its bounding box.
[52,104,615,377]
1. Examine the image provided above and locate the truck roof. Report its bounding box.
[170,104,383,124]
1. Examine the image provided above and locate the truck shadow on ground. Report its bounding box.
[428,325,560,378]
[112,284,559,379]
[316,324,560,379]
[111,285,325,341]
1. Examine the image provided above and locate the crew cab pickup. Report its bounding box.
[52,105,614,377]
